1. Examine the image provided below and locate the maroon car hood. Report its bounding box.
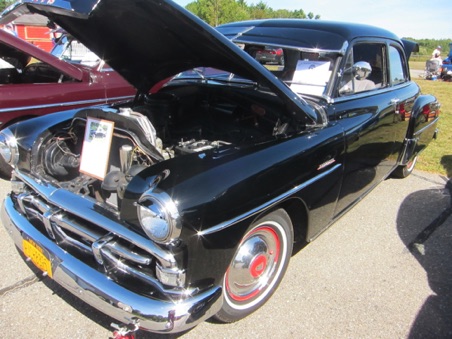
[0,29,84,81]
[0,0,320,124]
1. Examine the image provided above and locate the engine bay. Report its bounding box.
[35,85,290,209]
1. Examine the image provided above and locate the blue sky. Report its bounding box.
[172,0,451,39]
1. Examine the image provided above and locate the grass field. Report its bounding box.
[410,61,427,71]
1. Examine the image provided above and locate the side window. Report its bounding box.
[0,43,73,84]
[339,43,385,96]
[388,45,406,85]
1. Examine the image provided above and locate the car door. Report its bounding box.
[385,43,420,161]
[331,40,410,217]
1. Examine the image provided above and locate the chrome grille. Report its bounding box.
[11,172,186,296]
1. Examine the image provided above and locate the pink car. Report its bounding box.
[0,29,136,129]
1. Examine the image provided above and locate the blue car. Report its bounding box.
[441,43,452,81]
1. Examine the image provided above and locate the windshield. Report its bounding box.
[51,35,100,66]
[174,67,254,84]
[246,44,339,96]
[171,44,339,97]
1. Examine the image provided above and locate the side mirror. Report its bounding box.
[353,61,372,79]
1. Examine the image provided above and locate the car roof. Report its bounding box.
[217,19,401,52]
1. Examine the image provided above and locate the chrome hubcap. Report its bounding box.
[225,225,280,303]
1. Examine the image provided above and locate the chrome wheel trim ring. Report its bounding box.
[224,220,288,310]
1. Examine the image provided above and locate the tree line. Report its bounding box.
[185,0,320,26]
[409,38,451,58]
[0,0,319,22]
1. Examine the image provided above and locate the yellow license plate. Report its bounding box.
[23,238,53,278]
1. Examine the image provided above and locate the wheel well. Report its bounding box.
[249,198,309,254]
[280,198,309,252]
[1,115,37,129]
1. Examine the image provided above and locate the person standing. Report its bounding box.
[432,46,442,60]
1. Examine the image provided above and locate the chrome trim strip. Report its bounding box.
[100,248,186,293]
[199,163,342,236]
[52,212,102,242]
[1,197,222,333]
[105,241,152,265]
[0,95,134,113]
[14,170,177,269]
[413,117,440,137]
[52,223,93,255]
[231,37,342,54]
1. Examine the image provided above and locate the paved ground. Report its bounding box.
[0,170,451,338]
[411,69,424,79]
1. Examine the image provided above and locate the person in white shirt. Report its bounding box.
[432,46,442,60]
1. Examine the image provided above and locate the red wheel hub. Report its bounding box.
[250,254,267,278]
[225,225,281,302]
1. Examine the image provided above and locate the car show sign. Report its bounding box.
[79,117,114,180]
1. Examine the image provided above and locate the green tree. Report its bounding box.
[184,0,321,25]
[0,0,14,12]
[188,0,250,26]
[292,9,306,19]
[249,1,268,19]
[273,9,292,18]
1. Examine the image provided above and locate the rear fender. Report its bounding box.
[398,94,439,166]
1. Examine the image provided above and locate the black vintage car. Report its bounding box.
[0,0,440,334]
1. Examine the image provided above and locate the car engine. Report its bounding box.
[38,94,236,209]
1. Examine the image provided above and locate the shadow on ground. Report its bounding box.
[397,175,452,338]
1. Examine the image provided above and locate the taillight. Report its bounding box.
[398,103,410,120]
[422,104,439,122]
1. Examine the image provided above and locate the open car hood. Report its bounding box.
[0,28,84,81]
[0,0,319,124]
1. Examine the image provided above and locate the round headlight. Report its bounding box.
[137,191,180,244]
[0,129,19,167]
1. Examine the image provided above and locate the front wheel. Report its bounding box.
[392,155,418,178]
[214,209,293,323]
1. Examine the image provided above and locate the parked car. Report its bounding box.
[441,42,452,81]
[255,45,285,65]
[0,25,137,175]
[50,28,101,66]
[0,0,439,335]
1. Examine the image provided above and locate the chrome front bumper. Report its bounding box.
[1,196,223,333]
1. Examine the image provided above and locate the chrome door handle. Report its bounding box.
[391,99,400,114]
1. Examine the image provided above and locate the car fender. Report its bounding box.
[123,124,345,284]
[398,94,440,166]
